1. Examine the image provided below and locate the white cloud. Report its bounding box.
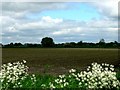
[91,0,119,19]
[87,18,117,28]
[42,16,63,23]
[2,2,69,14]
[52,27,82,35]
[1,1,118,44]
[2,15,118,43]
[13,16,63,31]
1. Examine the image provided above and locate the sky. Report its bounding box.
[1,0,119,44]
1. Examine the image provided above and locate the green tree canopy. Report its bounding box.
[41,37,54,47]
[99,39,105,44]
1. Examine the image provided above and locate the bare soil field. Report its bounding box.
[2,48,119,75]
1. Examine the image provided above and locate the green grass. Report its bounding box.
[2,48,119,75]
[20,74,55,89]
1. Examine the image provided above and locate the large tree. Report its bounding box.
[99,38,105,47]
[99,39,105,44]
[41,37,54,47]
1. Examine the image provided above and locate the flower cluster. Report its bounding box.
[0,60,29,89]
[0,60,119,89]
[50,63,120,89]
[77,63,120,89]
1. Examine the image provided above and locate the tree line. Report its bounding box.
[1,37,120,48]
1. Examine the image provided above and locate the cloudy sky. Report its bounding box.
[1,0,119,44]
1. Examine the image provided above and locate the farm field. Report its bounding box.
[2,48,119,75]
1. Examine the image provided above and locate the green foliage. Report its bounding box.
[2,38,119,48]
[41,37,54,47]
[116,65,120,81]
[1,61,120,90]
[50,63,120,89]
